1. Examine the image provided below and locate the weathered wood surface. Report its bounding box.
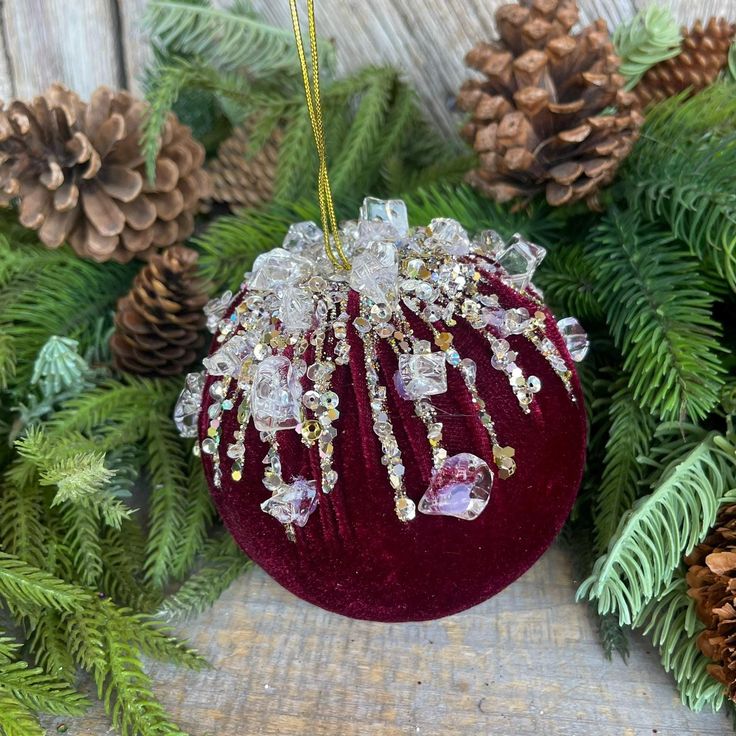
[1,0,734,127]
[41,545,731,735]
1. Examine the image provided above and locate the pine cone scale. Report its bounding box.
[0,84,210,262]
[634,17,736,107]
[459,0,642,208]
[111,245,207,376]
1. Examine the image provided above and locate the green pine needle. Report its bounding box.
[159,535,250,623]
[0,553,86,614]
[589,208,724,422]
[578,426,736,625]
[613,5,682,88]
[634,574,727,712]
[593,380,656,552]
[623,83,736,290]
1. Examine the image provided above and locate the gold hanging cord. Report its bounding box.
[288,0,350,270]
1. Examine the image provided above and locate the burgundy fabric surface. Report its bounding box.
[199,273,587,622]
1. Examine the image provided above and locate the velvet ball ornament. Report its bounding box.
[177,197,587,622]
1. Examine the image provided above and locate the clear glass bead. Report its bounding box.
[418,453,493,521]
[496,234,546,290]
[173,372,205,438]
[557,316,589,362]
[251,355,303,432]
[349,241,399,304]
[398,352,448,399]
[359,196,409,237]
[260,478,318,527]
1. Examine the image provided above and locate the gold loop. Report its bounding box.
[289,0,350,270]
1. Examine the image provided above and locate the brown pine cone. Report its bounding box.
[110,245,208,376]
[634,18,736,108]
[685,503,736,701]
[458,0,643,208]
[0,85,211,263]
[208,126,281,212]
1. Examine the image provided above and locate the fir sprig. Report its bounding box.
[624,83,736,289]
[578,426,736,625]
[634,574,727,712]
[589,209,725,422]
[613,5,682,88]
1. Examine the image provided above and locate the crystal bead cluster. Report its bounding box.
[175,197,587,539]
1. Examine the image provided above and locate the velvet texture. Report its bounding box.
[199,273,587,622]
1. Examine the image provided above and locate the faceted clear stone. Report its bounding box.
[282,221,324,253]
[349,241,399,304]
[204,290,233,333]
[496,234,546,289]
[398,352,448,399]
[557,316,589,362]
[426,218,471,256]
[173,372,205,438]
[251,355,303,432]
[474,229,506,258]
[459,358,477,383]
[203,334,253,377]
[419,453,493,521]
[359,197,409,237]
[357,219,399,245]
[260,478,318,527]
[280,285,314,332]
[250,248,313,292]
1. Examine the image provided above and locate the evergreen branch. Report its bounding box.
[403,184,564,245]
[634,574,726,712]
[62,597,201,735]
[624,83,736,289]
[593,380,656,552]
[0,478,47,569]
[590,209,724,422]
[59,502,104,588]
[534,241,604,323]
[597,612,630,662]
[141,55,261,180]
[0,241,135,390]
[0,553,87,614]
[0,694,43,736]
[145,0,298,75]
[613,5,681,88]
[23,613,77,684]
[0,659,89,715]
[159,535,250,623]
[144,411,190,589]
[578,426,736,625]
[172,456,216,580]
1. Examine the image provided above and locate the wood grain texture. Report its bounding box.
[40,546,731,736]
[118,0,152,95]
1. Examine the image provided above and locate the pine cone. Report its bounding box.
[0,85,211,263]
[685,503,736,701]
[208,126,281,212]
[458,0,643,208]
[110,246,208,376]
[634,18,736,108]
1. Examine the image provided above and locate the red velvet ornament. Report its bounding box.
[196,246,586,622]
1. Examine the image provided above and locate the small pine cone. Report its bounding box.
[0,85,211,263]
[208,126,281,212]
[110,246,208,376]
[634,18,736,108]
[458,0,643,208]
[685,503,736,701]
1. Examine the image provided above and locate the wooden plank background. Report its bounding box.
[6,0,735,733]
[40,546,732,735]
[2,0,736,132]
